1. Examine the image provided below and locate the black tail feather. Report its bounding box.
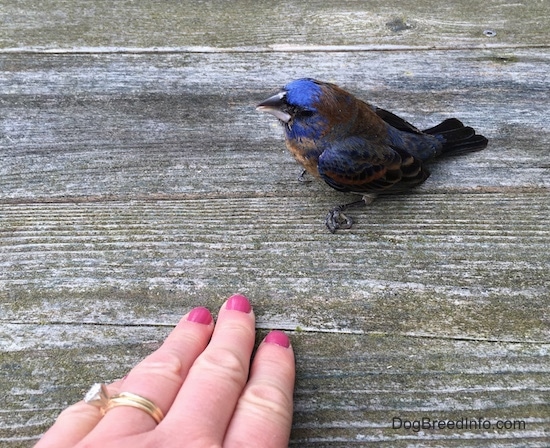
[424,118,488,156]
[423,118,465,135]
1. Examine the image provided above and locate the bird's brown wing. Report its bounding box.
[317,139,429,194]
[374,107,423,134]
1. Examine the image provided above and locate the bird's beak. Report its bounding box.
[256,91,291,123]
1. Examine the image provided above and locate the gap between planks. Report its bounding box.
[1,43,549,55]
[5,320,549,345]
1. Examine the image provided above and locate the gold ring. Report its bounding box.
[105,392,164,424]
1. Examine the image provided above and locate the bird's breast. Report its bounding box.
[285,139,323,178]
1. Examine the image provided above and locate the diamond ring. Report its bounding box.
[84,383,164,424]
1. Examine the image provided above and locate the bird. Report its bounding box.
[256,78,488,233]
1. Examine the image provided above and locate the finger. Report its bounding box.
[161,294,256,445]
[34,381,122,448]
[80,306,214,442]
[224,330,295,448]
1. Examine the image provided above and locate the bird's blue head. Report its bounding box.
[256,78,327,140]
[283,78,322,112]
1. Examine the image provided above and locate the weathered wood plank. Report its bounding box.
[2,329,549,446]
[1,50,549,201]
[1,190,549,339]
[0,0,548,50]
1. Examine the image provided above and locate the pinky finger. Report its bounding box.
[223,331,295,448]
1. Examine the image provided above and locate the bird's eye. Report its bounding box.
[297,109,315,118]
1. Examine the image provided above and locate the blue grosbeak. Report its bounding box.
[257,78,488,232]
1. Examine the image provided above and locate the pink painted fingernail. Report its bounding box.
[187,307,213,325]
[264,330,290,348]
[225,294,252,313]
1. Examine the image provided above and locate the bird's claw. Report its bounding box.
[325,208,354,233]
[298,169,312,183]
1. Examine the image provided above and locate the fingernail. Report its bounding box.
[187,307,213,325]
[264,330,290,348]
[225,294,252,313]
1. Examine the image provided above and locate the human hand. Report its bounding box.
[36,294,295,447]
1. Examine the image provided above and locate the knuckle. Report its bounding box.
[195,346,248,383]
[240,381,292,418]
[134,349,184,383]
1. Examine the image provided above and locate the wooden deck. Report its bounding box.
[1,1,549,446]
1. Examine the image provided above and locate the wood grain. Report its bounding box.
[1,1,549,446]
[1,0,549,49]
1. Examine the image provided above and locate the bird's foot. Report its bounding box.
[298,169,312,183]
[324,196,376,233]
[325,206,354,233]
